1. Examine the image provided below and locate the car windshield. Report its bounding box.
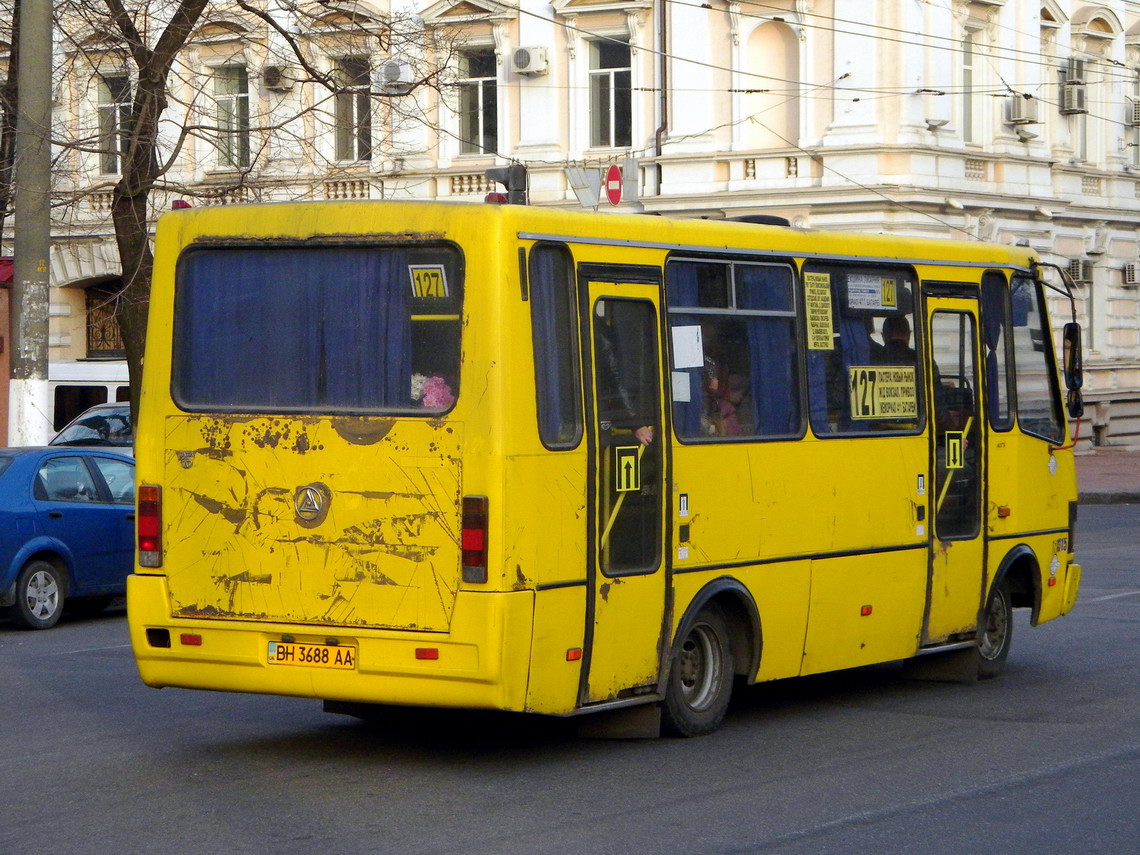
[51,409,133,447]
[0,455,12,477]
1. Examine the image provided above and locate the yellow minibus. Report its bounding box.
[129,201,1083,736]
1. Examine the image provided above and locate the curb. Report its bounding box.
[1078,492,1140,505]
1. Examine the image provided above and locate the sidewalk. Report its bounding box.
[1075,445,1140,504]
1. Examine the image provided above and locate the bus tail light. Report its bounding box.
[461,495,489,583]
[138,485,163,568]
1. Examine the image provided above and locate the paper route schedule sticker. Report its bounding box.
[805,272,834,350]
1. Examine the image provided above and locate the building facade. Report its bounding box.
[13,0,1140,444]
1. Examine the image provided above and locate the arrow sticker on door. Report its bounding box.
[945,431,965,470]
[614,446,641,492]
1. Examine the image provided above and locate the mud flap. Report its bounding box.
[901,647,979,683]
[576,703,663,739]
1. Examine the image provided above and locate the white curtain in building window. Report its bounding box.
[214,65,250,169]
[459,49,498,155]
[97,74,132,175]
[589,39,631,149]
[335,57,372,161]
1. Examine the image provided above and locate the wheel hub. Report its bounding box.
[26,570,59,619]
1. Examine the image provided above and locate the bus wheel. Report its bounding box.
[977,579,1013,680]
[662,604,734,737]
[8,560,66,630]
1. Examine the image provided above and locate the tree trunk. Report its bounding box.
[110,190,152,423]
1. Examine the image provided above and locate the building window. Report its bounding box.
[1132,77,1140,168]
[962,33,980,144]
[589,39,631,148]
[335,57,372,162]
[213,65,250,169]
[86,284,125,358]
[97,74,132,175]
[458,49,497,155]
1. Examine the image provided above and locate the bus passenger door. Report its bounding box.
[581,281,668,705]
[924,298,986,643]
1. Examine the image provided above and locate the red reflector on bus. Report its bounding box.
[860,605,873,616]
[415,648,439,660]
[566,648,582,661]
[138,485,163,568]
[1048,577,1057,587]
[180,633,202,646]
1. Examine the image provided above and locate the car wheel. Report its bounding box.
[8,560,66,630]
[661,604,734,737]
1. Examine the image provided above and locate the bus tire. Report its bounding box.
[977,578,1013,680]
[8,559,66,630]
[662,604,734,737]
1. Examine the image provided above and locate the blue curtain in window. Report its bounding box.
[806,274,874,432]
[324,248,410,407]
[530,247,580,445]
[666,265,705,437]
[980,279,1009,426]
[737,267,798,435]
[176,247,411,409]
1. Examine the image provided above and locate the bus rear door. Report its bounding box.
[580,269,668,705]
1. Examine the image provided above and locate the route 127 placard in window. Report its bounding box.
[848,366,918,420]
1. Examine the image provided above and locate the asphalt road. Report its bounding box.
[2,504,1137,855]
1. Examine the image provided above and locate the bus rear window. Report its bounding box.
[172,244,462,414]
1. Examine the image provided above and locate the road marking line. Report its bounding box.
[1084,591,1140,603]
[51,644,133,656]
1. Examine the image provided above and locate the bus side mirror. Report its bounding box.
[1062,322,1082,390]
[1066,389,1084,419]
[1062,322,1084,419]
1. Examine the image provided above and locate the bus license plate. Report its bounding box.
[267,641,357,670]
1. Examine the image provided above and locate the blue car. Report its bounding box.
[0,447,135,630]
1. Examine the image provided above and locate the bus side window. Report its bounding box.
[804,263,922,436]
[666,259,800,440]
[1010,277,1064,443]
[530,244,583,448]
[980,272,1015,431]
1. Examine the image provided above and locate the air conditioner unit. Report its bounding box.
[1060,84,1088,115]
[1065,57,1088,84]
[511,46,548,76]
[378,59,414,93]
[1123,262,1140,286]
[1068,258,1094,284]
[1128,100,1140,127]
[262,65,296,92]
[1007,95,1039,125]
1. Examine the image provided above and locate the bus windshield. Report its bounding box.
[172,243,463,414]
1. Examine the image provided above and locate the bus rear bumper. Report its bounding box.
[127,573,535,712]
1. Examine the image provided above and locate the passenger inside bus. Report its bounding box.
[877,315,917,365]
[701,321,747,437]
[595,307,656,446]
